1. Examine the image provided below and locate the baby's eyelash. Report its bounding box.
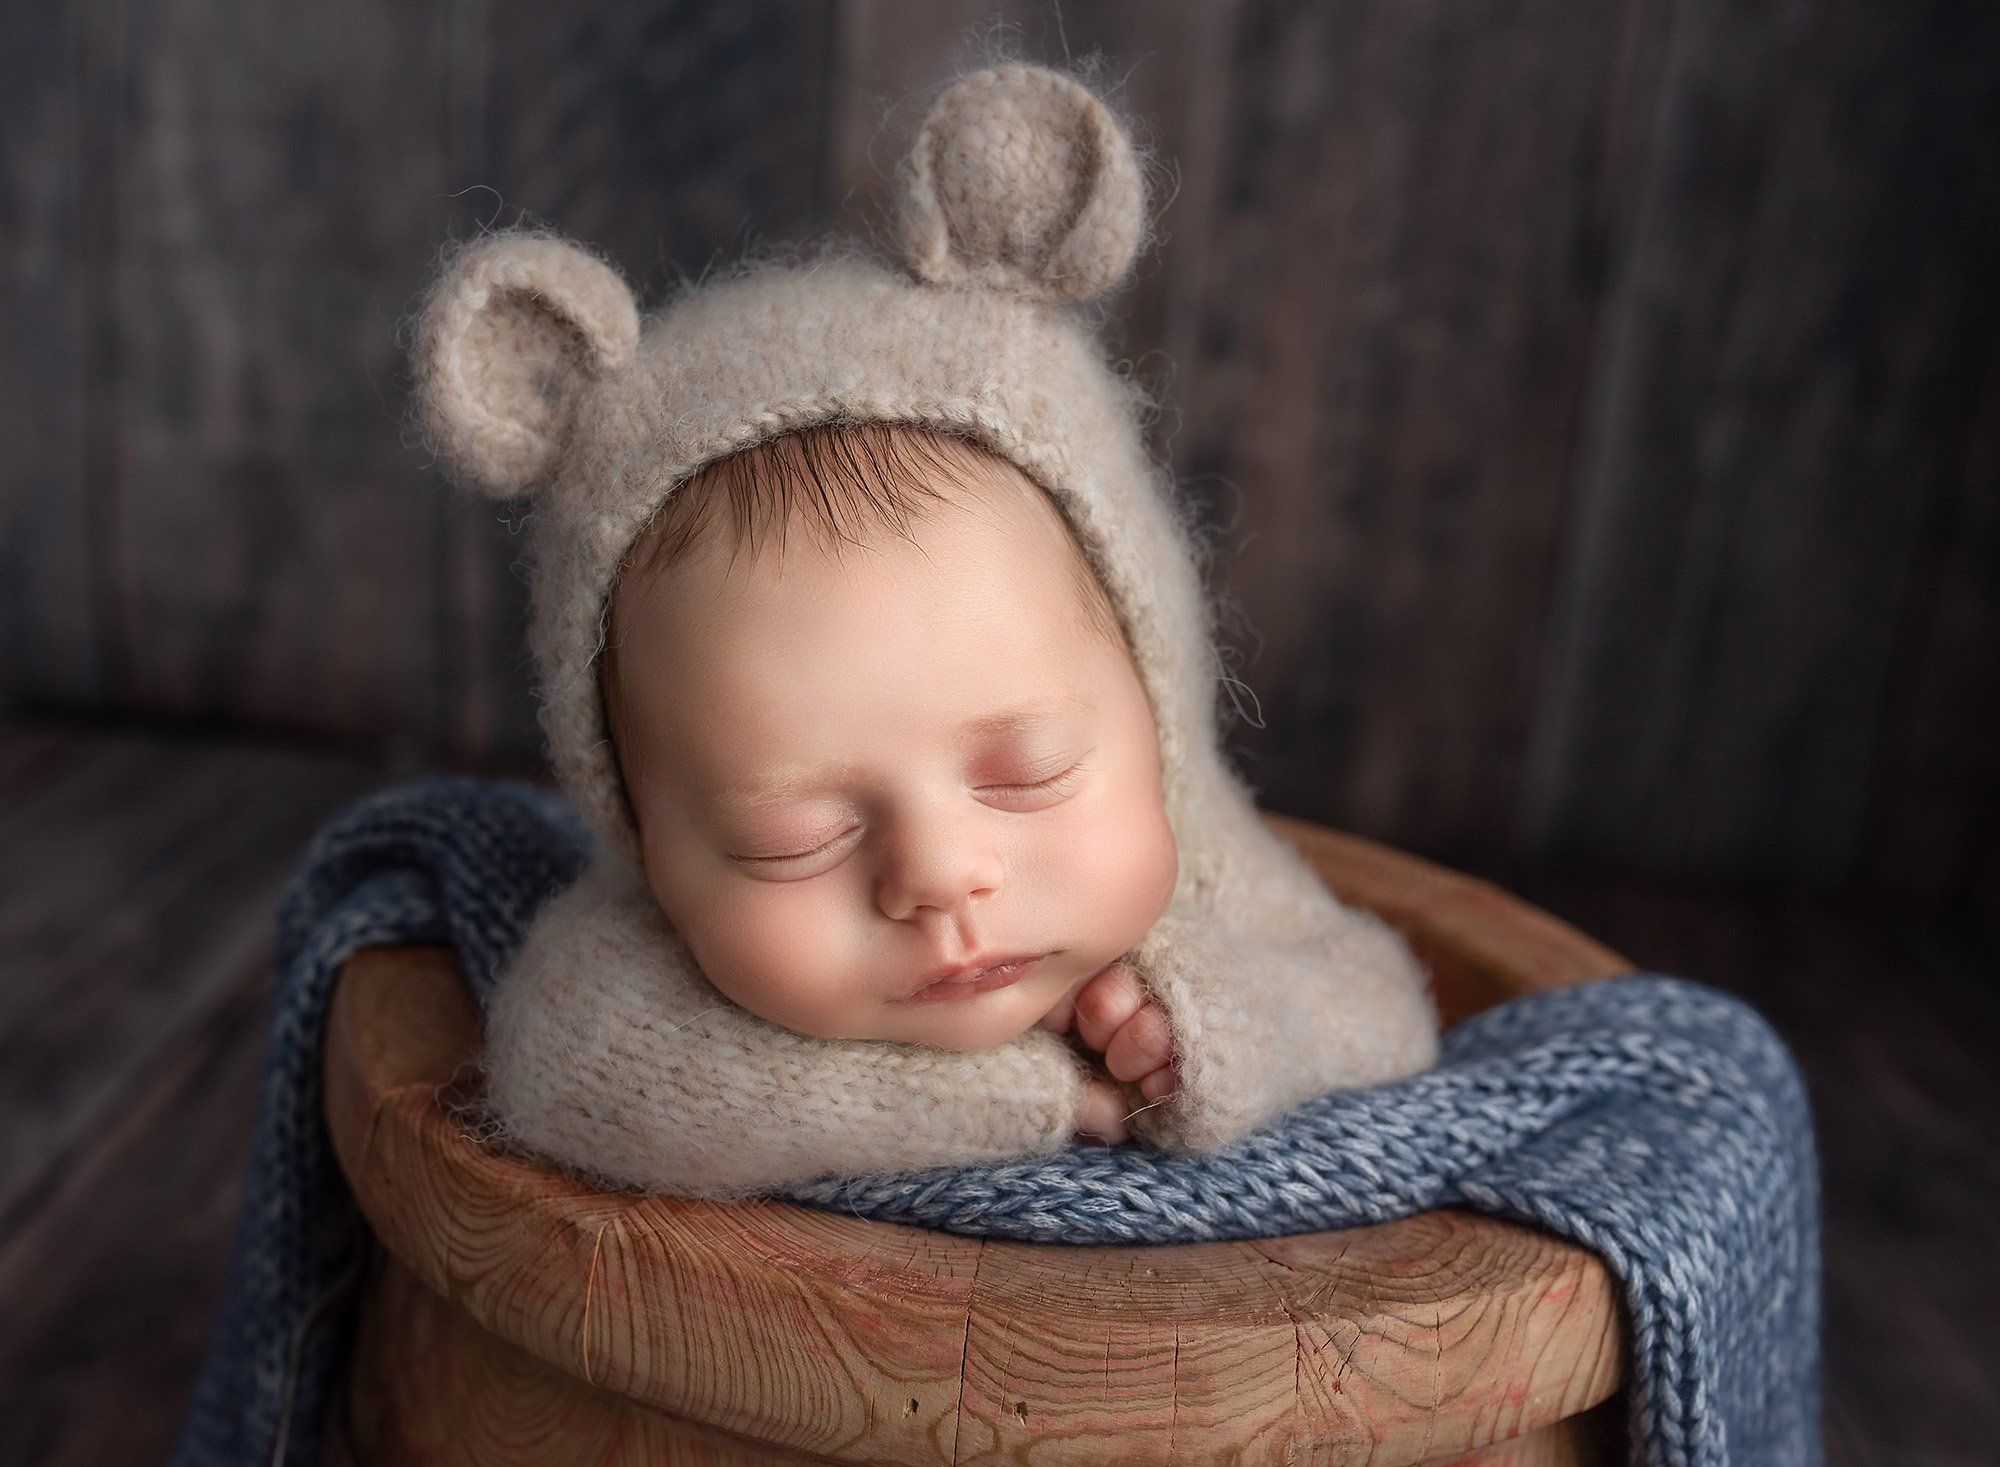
[736,762,1086,865]
[738,828,856,865]
[986,759,1087,795]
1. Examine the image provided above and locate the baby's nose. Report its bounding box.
[874,830,1002,923]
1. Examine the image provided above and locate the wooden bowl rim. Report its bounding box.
[325,815,1629,1457]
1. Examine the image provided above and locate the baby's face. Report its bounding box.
[605,451,1179,1052]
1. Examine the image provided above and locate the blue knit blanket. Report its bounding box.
[172,776,1822,1466]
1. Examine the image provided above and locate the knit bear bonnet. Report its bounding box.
[406,60,1442,1179]
[411,59,1329,930]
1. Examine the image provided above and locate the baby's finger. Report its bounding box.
[1072,962,1146,1053]
[1104,999,1175,1083]
[1138,1064,1180,1103]
[1074,1077,1130,1144]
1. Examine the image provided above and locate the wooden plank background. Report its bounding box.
[3,0,1995,924]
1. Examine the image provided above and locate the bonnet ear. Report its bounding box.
[896,62,1148,302]
[412,230,640,499]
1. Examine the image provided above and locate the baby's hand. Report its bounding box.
[1041,960,1180,1137]
[1073,1076,1131,1143]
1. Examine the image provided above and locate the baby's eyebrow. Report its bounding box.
[716,692,1095,809]
[956,692,1094,742]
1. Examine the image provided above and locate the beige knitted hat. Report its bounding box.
[405,60,1442,1181]
[408,60,1253,887]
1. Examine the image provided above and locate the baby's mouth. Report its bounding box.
[899,954,1049,1004]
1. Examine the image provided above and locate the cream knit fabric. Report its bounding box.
[409,61,1440,1198]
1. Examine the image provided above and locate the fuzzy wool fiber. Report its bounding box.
[404,61,1446,1194]
[172,776,1821,1466]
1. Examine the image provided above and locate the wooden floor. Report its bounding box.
[0,715,1992,1466]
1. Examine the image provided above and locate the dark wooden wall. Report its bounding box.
[3,0,1996,923]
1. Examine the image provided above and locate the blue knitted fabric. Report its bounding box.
[172,776,1822,1467]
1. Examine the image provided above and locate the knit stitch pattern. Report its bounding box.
[404,58,1447,1187]
[172,776,1822,1467]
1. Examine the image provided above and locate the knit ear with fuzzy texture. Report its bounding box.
[896,62,1147,302]
[412,231,640,499]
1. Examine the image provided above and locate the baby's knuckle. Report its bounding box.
[1075,971,1142,1026]
[1105,1022,1168,1081]
[1133,1003,1173,1052]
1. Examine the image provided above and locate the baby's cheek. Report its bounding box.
[1135,794,1179,924]
[680,885,858,1036]
[1060,789,1178,950]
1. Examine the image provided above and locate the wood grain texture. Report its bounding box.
[0,947,272,1467]
[0,722,80,793]
[338,1247,1625,1467]
[0,725,383,1234]
[1861,215,2000,931]
[0,719,390,1467]
[1168,0,1675,867]
[343,1251,848,1465]
[1520,0,2000,885]
[3,2,1994,904]
[325,817,1628,1463]
[97,0,457,743]
[0,0,101,711]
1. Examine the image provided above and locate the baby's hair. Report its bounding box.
[597,420,1129,818]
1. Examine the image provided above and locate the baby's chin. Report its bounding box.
[718,971,1066,1049]
[875,976,1071,1052]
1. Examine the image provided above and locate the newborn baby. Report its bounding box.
[409,59,1441,1197]
[598,419,1183,1144]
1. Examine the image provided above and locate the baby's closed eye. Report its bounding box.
[725,756,1093,874]
[983,755,1089,800]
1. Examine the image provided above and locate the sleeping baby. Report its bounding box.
[408,60,1440,1198]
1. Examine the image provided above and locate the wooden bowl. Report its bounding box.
[323,813,1631,1465]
